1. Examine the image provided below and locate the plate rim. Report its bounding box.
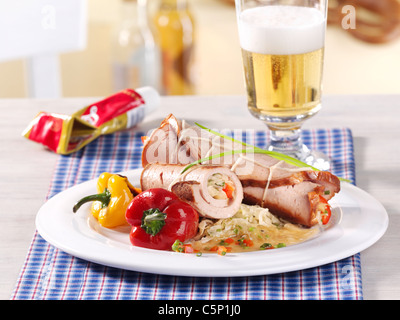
[35,168,389,277]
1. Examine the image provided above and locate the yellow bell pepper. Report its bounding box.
[73,172,141,228]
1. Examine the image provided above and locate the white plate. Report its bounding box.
[35,168,389,277]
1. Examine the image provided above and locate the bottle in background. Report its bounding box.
[111,0,160,92]
[153,0,196,95]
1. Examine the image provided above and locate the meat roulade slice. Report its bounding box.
[140,164,244,219]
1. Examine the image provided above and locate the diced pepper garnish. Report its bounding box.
[236,237,254,248]
[217,246,227,256]
[243,239,254,247]
[219,238,234,246]
[210,245,231,255]
[260,243,274,250]
[222,183,235,199]
[172,240,199,254]
[217,246,230,256]
[184,244,196,254]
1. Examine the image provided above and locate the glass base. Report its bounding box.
[300,146,331,171]
[268,142,330,171]
[267,128,331,171]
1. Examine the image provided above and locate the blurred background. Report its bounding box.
[0,0,399,99]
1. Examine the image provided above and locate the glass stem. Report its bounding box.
[268,128,309,159]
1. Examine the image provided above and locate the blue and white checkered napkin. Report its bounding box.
[11,127,362,300]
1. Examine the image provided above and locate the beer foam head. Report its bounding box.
[238,5,326,55]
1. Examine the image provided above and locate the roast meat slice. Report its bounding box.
[243,182,325,227]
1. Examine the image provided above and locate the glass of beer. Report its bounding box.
[235,0,330,170]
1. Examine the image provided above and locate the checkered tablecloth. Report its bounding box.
[11,127,362,300]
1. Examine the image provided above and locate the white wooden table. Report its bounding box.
[1,94,398,300]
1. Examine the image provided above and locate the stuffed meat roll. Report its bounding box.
[140,164,244,219]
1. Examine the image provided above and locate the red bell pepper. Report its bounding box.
[125,188,199,251]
